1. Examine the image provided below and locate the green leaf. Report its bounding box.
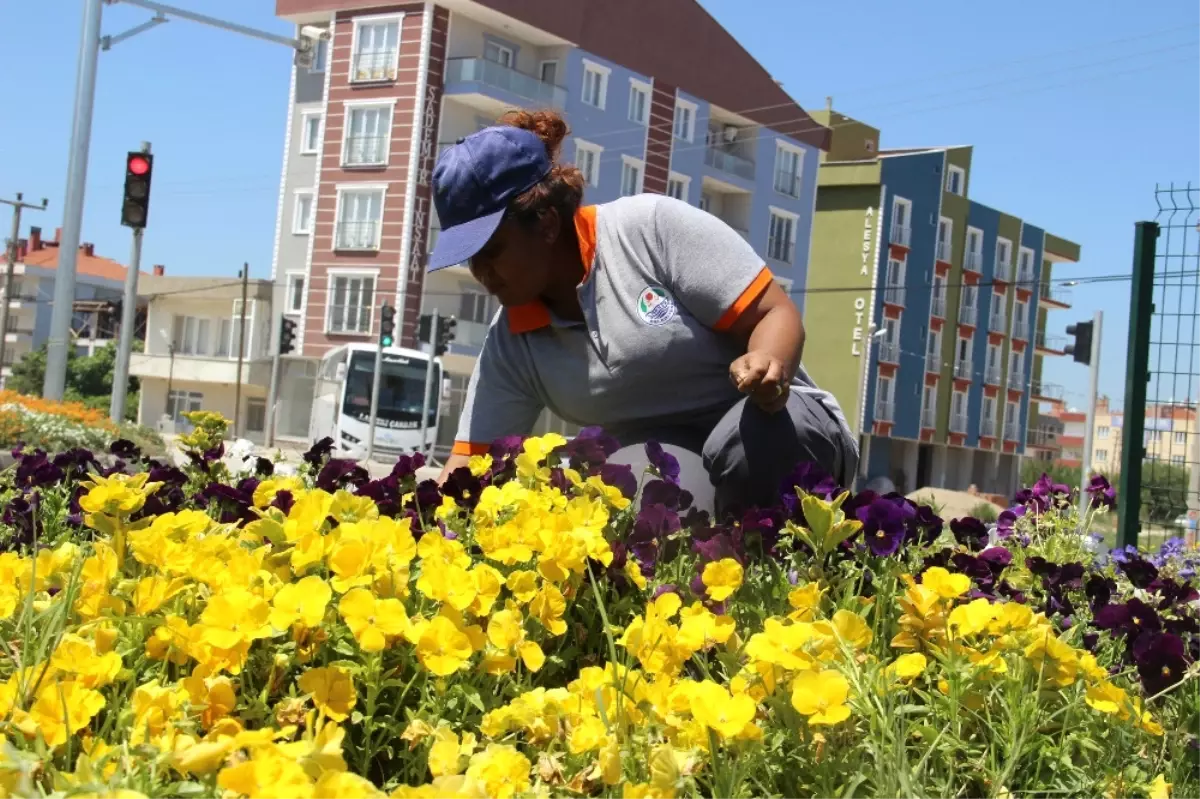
[801,495,834,546]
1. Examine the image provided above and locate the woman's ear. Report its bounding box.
[538,208,561,245]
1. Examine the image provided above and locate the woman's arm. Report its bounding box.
[727,281,805,414]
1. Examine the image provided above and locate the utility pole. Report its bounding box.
[42,0,326,401]
[1077,310,1103,524]
[0,193,48,383]
[110,142,151,423]
[233,263,249,439]
[418,308,440,456]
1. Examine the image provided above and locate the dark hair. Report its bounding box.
[497,109,585,229]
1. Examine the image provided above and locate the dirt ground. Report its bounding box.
[906,486,1005,520]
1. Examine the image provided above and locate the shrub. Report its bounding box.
[968,500,999,523]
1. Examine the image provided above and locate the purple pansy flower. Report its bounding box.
[1132,631,1190,696]
[1086,474,1116,510]
[644,441,680,485]
[950,517,989,551]
[856,494,914,557]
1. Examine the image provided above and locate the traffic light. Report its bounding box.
[1065,320,1093,365]
[279,317,296,355]
[379,303,396,347]
[121,151,154,228]
[418,313,432,344]
[435,315,457,356]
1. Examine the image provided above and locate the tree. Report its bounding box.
[5,342,141,422]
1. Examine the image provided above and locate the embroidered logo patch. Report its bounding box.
[636,286,677,326]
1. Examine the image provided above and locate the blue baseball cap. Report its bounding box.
[427,126,552,272]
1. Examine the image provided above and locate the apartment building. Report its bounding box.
[269,0,830,450]
[1047,398,1196,475]
[1,226,135,386]
[804,108,1078,497]
[129,276,276,440]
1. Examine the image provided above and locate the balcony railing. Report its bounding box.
[704,146,756,181]
[1004,423,1020,441]
[875,400,895,422]
[444,57,567,107]
[988,310,1007,333]
[954,360,973,380]
[890,224,912,247]
[1028,426,1059,447]
[981,418,996,437]
[343,136,388,166]
[352,50,398,83]
[951,413,969,434]
[879,341,899,364]
[958,304,978,327]
[994,261,1012,282]
[985,365,1002,385]
[883,285,906,307]
[1039,283,1073,306]
[926,353,941,374]
[965,251,983,272]
[1017,264,1035,284]
[335,221,380,251]
[930,294,946,318]
[1035,331,1067,353]
[921,407,936,428]
[936,239,952,262]
[1012,321,1030,341]
[1030,380,1064,401]
[1008,370,1025,390]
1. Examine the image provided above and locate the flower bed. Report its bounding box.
[0,390,162,455]
[0,412,1195,799]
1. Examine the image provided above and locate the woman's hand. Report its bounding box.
[730,350,790,413]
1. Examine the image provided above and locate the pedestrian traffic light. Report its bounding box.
[379,304,396,347]
[121,151,154,229]
[418,313,432,344]
[279,317,296,355]
[1064,320,1093,365]
[435,315,457,356]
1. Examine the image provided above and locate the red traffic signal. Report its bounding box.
[122,151,154,229]
[128,155,151,176]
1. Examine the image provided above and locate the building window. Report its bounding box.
[1018,247,1035,281]
[327,273,376,334]
[666,173,689,201]
[1097,449,1108,462]
[215,319,231,357]
[996,237,1012,273]
[1173,431,1186,445]
[292,191,314,235]
[574,140,602,187]
[1009,350,1024,382]
[673,99,696,141]
[351,15,401,82]
[1098,425,1110,439]
[581,60,609,109]
[335,187,385,250]
[982,396,996,431]
[879,317,900,363]
[628,80,650,125]
[230,299,256,359]
[922,385,936,426]
[483,39,514,68]
[891,197,912,244]
[300,112,322,155]
[343,103,392,166]
[773,143,803,198]
[539,60,559,85]
[620,157,643,197]
[286,273,305,314]
[767,208,797,263]
[965,227,983,270]
[699,193,712,213]
[167,390,204,424]
[309,38,328,73]
[946,165,965,196]
[459,289,497,325]
[172,315,212,356]
[245,398,267,433]
[875,375,893,421]
[1171,454,1185,466]
[937,217,952,262]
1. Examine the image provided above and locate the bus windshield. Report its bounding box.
[342,351,438,430]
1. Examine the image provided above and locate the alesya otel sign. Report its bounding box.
[851,206,876,356]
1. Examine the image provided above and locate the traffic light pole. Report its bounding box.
[418,308,440,457]
[264,324,283,449]
[1077,310,1103,525]
[110,142,150,424]
[364,299,389,462]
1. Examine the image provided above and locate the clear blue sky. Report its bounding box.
[1,0,1197,408]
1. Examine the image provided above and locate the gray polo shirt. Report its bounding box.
[451,194,851,456]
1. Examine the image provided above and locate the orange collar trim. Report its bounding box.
[506,206,597,335]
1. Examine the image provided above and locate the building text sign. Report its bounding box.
[851,206,874,355]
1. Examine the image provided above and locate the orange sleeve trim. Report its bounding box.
[713,266,773,332]
[451,441,491,457]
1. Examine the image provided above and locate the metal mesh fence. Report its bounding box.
[1118,183,1200,549]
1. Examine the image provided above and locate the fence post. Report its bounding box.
[1116,221,1158,549]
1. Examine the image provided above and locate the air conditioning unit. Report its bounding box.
[722,125,738,143]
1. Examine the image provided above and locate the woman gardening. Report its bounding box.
[431,110,858,510]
